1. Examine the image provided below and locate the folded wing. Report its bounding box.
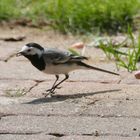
[43,48,88,64]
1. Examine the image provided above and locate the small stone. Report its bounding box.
[70,42,84,49]
[135,71,140,79]
[94,130,99,136]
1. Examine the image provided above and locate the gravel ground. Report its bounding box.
[0,26,140,140]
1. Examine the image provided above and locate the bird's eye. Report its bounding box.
[27,49,31,52]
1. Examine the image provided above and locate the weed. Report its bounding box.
[5,88,27,97]
[99,27,140,72]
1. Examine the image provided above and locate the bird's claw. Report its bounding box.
[46,89,53,92]
[43,87,56,97]
[42,86,62,97]
[42,90,55,98]
[45,86,61,92]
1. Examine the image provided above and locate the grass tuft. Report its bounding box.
[0,0,140,33]
[99,27,140,72]
[5,88,27,97]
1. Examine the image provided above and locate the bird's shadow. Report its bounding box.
[24,89,121,105]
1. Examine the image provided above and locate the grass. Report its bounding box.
[0,0,140,34]
[98,27,140,72]
[5,88,27,97]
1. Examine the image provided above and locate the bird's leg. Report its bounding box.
[43,75,59,97]
[46,75,59,92]
[50,74,69,93]
[43,74,69,97]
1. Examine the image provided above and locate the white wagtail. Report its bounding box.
[17,42,119,97]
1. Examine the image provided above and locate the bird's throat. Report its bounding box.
[25,54,45,71]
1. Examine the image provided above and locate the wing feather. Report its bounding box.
[42,48,88,64]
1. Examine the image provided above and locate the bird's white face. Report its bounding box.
[18,45,43,57]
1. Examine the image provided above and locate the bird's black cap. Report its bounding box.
[26,42,44,51]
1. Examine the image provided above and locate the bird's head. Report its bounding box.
[17,43,44,57]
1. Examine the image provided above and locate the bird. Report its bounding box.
[17,42,119,97]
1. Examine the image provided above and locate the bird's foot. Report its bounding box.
[46,86,61,92]
[42,86,62,98]
[46,86,62,93]
[42,93,53,98]
[42,90,55,98]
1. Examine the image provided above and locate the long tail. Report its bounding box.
[77,61,119,76]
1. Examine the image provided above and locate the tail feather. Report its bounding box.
[70,55,88,61]
[77,61,119,76]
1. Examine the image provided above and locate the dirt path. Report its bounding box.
[0,26,140,140]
